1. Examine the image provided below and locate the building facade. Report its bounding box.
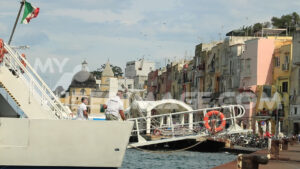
[125,59,155,89]
[290,29,300,135]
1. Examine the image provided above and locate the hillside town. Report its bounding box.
[55,27,300,138]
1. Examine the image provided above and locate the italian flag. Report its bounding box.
[21,1,39,24]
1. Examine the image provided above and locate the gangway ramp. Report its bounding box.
[0,43,71,119]
[127,105,251,148]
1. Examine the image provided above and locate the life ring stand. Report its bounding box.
[204,110,226,133]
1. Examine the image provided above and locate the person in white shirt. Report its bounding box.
[77,97,89,120]
[103,90,126,121]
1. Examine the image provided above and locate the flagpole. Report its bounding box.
[8,0,25,45]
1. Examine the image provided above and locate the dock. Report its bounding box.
[213,143,300,169]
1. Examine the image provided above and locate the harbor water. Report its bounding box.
[121,149,237,169]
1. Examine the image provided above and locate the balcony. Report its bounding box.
[197,64,205,70]
[195,71,204,77]
[241,70,251,78]
[256,111,284,119]
[208,67,215,73]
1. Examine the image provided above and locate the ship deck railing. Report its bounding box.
[127,105,252,147]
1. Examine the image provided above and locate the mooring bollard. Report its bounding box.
[237,154,268,169]
[279,140,283,151]
[225,139,232,148]
[282,139,289,150]
[290,138,294,146]
[271,140,280,159]
[290,136,298,145]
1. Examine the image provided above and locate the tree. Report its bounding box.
[229,12,299,37]
[252,23,263,33]
[91,64,123,79]
[271,12,300,35]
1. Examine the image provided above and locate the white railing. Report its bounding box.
[3,43,71,119]
[128,105,246,142]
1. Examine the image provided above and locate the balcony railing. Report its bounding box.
[256,111,284,118]
[241,70,251,78]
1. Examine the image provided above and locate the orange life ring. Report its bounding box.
[153,129,161,136]
[21,54,26,67]
[204,110,226,133]
[0,39,7,63]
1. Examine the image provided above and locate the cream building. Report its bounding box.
[290,29,300,135]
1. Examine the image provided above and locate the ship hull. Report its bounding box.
[0,118,133,168]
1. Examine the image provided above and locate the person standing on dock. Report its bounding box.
[77,97,89,120]
[103,90,126,121]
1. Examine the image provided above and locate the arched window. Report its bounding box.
[80,89,86,95]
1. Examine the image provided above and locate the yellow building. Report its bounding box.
[170,61,184,100]
[272,41,293,133]
[60,61,130,117]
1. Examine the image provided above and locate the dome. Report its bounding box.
[70,70,97,88]
[73,71,91,82]
[70,60,97,88]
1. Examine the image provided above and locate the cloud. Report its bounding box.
[46,8,144,25]
[0,23,8,33]
[15,31,50,46]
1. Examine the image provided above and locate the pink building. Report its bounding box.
[239,38,275,129]
[240,38,275,89]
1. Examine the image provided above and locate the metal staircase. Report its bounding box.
[0,43,71,119]
[0,81,20,107]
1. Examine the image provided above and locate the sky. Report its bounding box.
[0,0,299,89]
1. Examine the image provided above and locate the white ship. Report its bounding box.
[0,42,133,168]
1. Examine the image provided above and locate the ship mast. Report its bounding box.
[8,0,25,45]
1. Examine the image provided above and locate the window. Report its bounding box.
[295,107,298,115]
[285,56,289,64]
[128,84,132,89]
[240,59,244,70]
[298,69,300,95]
[274,57,280,67]
[80,88,86,95]
[246,59,251,71]
[229,61,232,74]
[72,89,75,95]
[263,86,272,98]
[282,82,288,93]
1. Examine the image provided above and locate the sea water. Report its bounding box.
[121,149,236,169]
